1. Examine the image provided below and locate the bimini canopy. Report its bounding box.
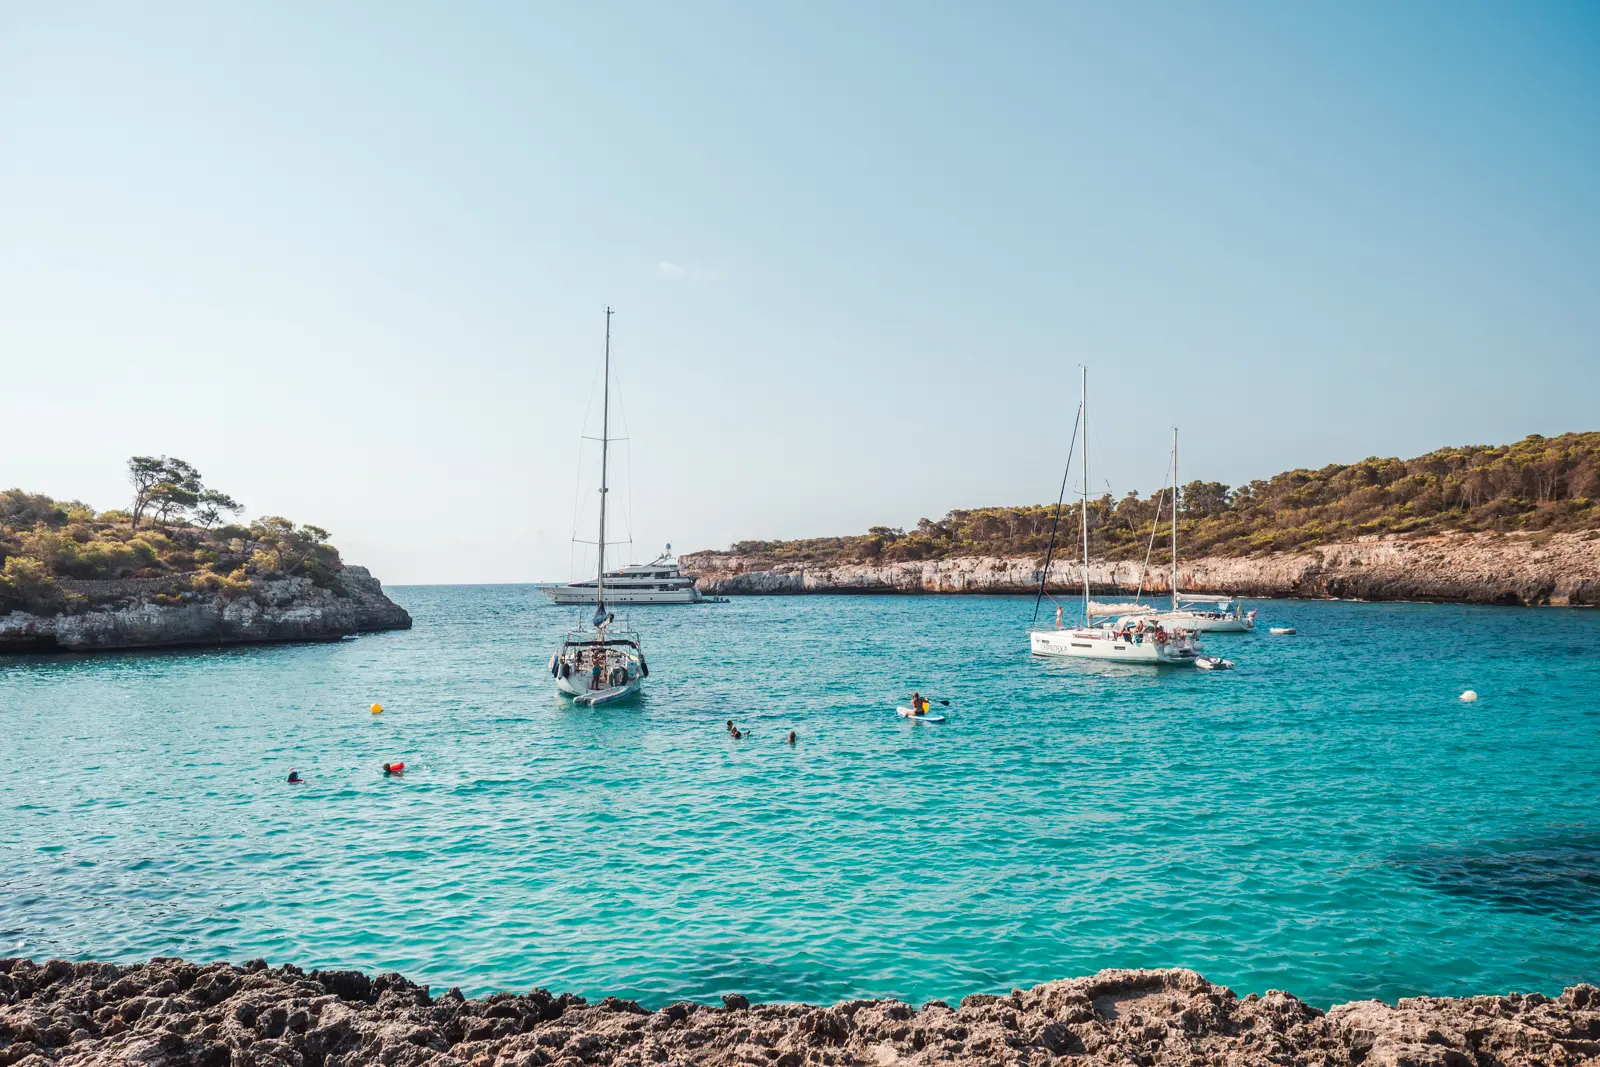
[1176,594,1236,605]
[561,634,640,649]
[1088,602,1158,620]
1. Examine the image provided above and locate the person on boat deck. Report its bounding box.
[1054,605,1063,630]
[590,653,605,689]
[909,692,930,716]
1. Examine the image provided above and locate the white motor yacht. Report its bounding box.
[540,547,704,605]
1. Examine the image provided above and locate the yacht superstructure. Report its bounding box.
[540,548,704,605]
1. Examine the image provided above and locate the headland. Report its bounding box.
[0,465,410,653]
[685,433,1600,606]
[2,957,1594,1066]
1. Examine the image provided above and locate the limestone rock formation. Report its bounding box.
[683,531,1600,606]
[2,958,1596,1066]
[0,566,411,653]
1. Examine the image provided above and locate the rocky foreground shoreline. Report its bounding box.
[2,958,1596,1067]
[684,531,1600,607]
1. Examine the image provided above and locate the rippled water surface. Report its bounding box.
[4,590,1598,1006]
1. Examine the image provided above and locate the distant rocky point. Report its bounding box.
[1,956,1594,1066]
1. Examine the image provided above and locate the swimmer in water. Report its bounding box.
[731,727,743,740]
[287,770,303,784]
[382,762,404,776]
[726,719,734,733]
[787,731,797,745]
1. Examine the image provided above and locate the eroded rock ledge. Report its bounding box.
[684,531,1600,607]
[1,957,1596,1067]
[0,567,411,653]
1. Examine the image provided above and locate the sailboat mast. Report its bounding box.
[596,308,612,618]
[1080,365,1091,627]
[1171,426,1179,610]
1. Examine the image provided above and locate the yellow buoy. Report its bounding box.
[1459,690,1478,702]
[370,703,384,715]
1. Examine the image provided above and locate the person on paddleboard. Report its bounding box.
[909,692,930,717]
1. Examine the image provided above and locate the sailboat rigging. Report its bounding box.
[1028,368,1202,665]
[1152,428,1256,634]
[1028,403,1082,631]
[547,308,648,705]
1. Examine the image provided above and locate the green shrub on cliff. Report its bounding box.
[703,431,1600,564]
[0,457,345,611]
[0,556,58,613]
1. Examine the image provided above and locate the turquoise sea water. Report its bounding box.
[3,589,1598,1007]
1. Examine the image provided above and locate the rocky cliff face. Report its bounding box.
[2,957,1596,1067]
[683,531,1600,606]
[0,566,411,653]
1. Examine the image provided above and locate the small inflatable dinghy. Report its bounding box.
[576,685,636,707]
[896,707,947,723]
[1269,627,1296,635]
[1194,656,1234,670]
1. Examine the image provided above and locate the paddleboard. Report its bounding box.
[896,707,946,723]
[1269,627,1296,635]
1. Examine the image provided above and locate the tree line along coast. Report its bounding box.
[682,433,1600,606]
[702,433,1600,566]
[4,432,1598,633]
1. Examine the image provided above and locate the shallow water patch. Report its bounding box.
[1392,831,1600,917]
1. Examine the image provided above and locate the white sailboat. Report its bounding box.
[1029,368,1202,665]
[1153,428,1256,634]
[547,308,647,706]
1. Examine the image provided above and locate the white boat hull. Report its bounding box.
[541,586,701,605]
[1158,612,1255,633]
[1030,627,1199,665]
[552,638,645,704]
[556,672,643,703]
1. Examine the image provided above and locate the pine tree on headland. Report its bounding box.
[127,456,240,531]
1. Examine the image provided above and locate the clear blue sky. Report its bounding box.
[3,2,1597,583]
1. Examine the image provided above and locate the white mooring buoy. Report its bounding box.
[1460,690,1478,702]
